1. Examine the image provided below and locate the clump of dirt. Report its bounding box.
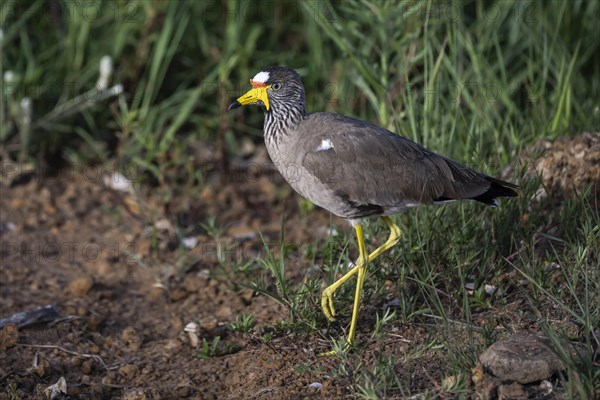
[517,132,600,204]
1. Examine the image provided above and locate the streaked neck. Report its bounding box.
[264,103,307,147]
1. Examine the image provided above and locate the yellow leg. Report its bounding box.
[346,223,367,347]
[320,217,401,354]
[321,216,401,321]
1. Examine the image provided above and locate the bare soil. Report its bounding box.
[1,156,416,399]
[1,134,598,399]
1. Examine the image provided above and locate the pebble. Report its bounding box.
[148,286,167,302]
[497,382,527,399]
[215,305,232,320]
[201,316,218,331]
[102,372,116,385]
[183,273,205,293]
[119,364,138,378]
[227,225,257,240]
[0,324,19,349]
[80,359,93,375]
[68,275,94,297]
[170,288,188,301]
[121,327,143,352]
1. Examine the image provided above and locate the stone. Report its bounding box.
[479,333,571,384]
[497,382,527,399]
[68,275,94,297]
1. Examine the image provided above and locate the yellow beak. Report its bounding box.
[228,86,271,111]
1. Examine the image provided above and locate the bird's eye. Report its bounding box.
[271,82,283,90]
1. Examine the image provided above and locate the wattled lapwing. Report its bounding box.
[228,67,518,352]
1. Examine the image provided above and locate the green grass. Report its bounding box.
[2,0,599,398]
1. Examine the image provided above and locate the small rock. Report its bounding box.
[123,196,140,215]
[498,382,527,399]
[44,377,67,400]
[88,259,111,276]
[175,386,190,398]
[121,327,143,352]
[472,363,500,400]
[215,305,232,320]
[240,288,255,302]
[181,236,198,249]
[539,380,553,395]
[170,288,187,301]
[183,273,206,293]
[148,286,167,302]
[102,372,115,385]
[382,298,402,311]
[164,338,182,351]
[137,238,151,258]
[0,324,19,349]
[479,333,572,383]
[121,389,149,400]
[119,364,138,378]
[227,225,256,240]
[103,172,133,192]
[88,343,101,354]
[154,218,173,231]
[68,276,94,297]
[484,284,504,297]
[80,359,93,375]
[201,316,218,331]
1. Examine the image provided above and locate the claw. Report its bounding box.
[319,341,350,356]
[321,288,336,321]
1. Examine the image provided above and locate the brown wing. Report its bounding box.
[297,113,516,216]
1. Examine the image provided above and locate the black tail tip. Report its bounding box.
[474,179,519,206]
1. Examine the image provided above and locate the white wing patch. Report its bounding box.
[252,71,270,83]
[316,139,334,152]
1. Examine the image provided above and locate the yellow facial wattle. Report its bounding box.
[234,86,271,110]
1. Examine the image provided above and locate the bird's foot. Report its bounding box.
[321,259,365,322]
[321,287,337,322]
[319,339,352,357]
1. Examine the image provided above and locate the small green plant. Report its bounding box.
[259,331,274,345]
[200,216,227,266]
[197,336,242,359]
[469,286,492,309]
[198,336,222,359]
[200,216,226,242]
[356,354,404,400]
[245,215,321,334]
[226,312,255,333]
[372,308,396,340]
[252,228,295,313]
[4,382,20,400]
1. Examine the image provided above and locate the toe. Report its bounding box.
[321,292,336,321]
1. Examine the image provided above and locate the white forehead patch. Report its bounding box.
[252,71,270,83]
[316,139,334,152]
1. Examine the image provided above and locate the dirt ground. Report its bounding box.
[2,151,421,399]
[0,153,347,399]
[1,134,598,399]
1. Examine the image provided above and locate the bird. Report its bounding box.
[228,67,518,352]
